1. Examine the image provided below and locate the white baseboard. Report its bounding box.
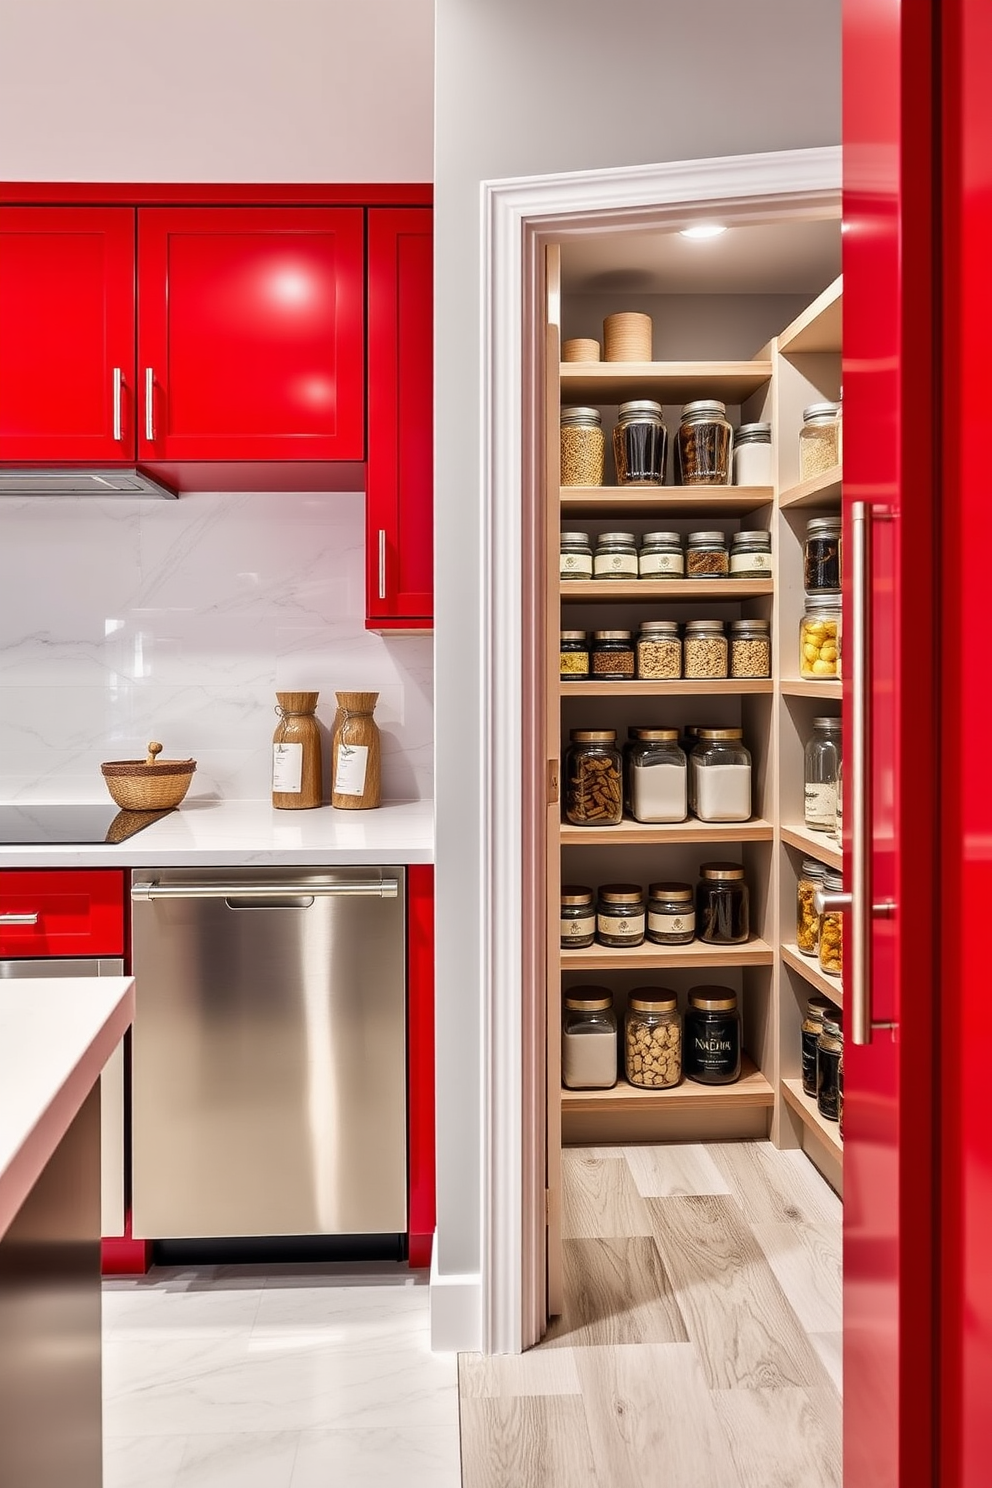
[430,1252,483,1353]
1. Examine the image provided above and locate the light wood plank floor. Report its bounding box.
[459,1140,842,1488]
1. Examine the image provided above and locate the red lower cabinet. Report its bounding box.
[407,865,436,1267]
[0,868,126,958]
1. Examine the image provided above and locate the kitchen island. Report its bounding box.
[0,975,134,1488]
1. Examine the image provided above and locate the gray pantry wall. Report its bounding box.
[432,0,842,1349]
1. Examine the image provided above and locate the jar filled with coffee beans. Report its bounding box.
[677,401,733,485]
[560,531,593,581]
[683,620,728,678]
[613,400,667,485]
[591,630,635,679]
[636,620,681,680]
[638,531,684,579]
[625,990,682,1088]
[564,729,623,826]
[686,531,730,577]
[596,883,646,947]
[560,406,604,487]
[593,532,639,580]
[730,619,771,678]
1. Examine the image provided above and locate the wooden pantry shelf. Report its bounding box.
[561,817,773,846]
[781,943,844,1005]
[560,679,772,698]
[780,823,843,872]
[781,677,842,700]
[561,1055,773,1116]
[781,1077,843,1155]
[560,486,773,517]
[777,275,842,356]
[560,936,774,972]
[560,579,774,602]
[778,466,842,509]
[559,360,773,404]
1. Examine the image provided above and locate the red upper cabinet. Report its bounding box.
[366,208,433,630]
[0,206,135,462]
[137,207,364,462]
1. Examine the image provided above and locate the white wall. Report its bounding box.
[433,0,841,1348]
[0,0,433,182]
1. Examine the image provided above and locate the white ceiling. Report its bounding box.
[561,216,841,297]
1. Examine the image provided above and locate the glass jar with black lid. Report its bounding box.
[647,882,695,945]
[729,530,772,578]
[685,985,742,1084]
[593,531,638,580]
[591,630,635,679]
[560,630,590,682]
[677,400,733,485]
[804,516,842,592]
[560,531,593,581]
[613,400,667,485]
[696,861,749,944]
[638,531,684,579]
[801,994,834,1096]
[596,883,646,948]
[560,885,595,949]
[817,1011,843,1120]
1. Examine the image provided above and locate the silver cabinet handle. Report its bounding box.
[132,880,399,902]
[144,367,155,442]
[0,912,39,925]
[113,367,124,441]
[378,529,387,600]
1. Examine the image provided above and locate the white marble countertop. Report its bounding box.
[0,976,134,1237]
[0,798,434,869]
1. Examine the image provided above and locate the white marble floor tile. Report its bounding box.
[103,1276,265,1340]
[103,1434,188,1488]
[174,1431,301,1488]
[289,1425,462,1488]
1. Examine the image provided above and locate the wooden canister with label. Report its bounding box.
[331,691,381,810]
[271,692,322,809]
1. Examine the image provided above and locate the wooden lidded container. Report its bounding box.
[271,692,322,809]
[331,691,382,810]
[603,311,653,362]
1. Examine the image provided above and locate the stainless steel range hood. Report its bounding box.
[0,468,178,498]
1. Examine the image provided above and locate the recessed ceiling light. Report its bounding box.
[679,223,728,241]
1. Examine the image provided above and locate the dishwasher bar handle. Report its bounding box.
[132,879,399,902]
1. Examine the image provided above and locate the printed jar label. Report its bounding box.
[272,742,304,793]
[593,554,638,577]
[334,743,369,797]
[805,782,837,828]
[560,554,592,578]
[597,910,645,938]
[639,552,684,577]
[561,914,595,940]
[730,550,770,573]
[648,909,695,937]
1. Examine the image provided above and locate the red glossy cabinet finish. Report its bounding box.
[138,207,364,463]
[0,869,126,958]
[366,208,433,629]
[0,207,135,462]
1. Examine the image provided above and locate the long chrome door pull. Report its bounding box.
[378,529,387,600]
[132,879,399,901]
[144,367,155,442]
[0,912,39,925]
[113,367,124,441]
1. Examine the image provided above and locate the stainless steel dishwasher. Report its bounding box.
[130,866,406,1240]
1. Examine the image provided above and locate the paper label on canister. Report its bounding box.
[560,553,593,578]
[648,909,695,937]
[597,910,645,938]
[593,554,638,578]
[561,914,595,940]
[730,551,770,573]
[639,552,685,577]
[334,743,369,797]
[804,782,837,828]
[272,742,304,793]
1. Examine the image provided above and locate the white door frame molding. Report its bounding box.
[478,145,842,1355]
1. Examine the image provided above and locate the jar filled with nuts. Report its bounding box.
[730,618,771,679]
[562,987,617,1090]
[686,531,730,577]
[799,402,841,481]
[647,882,695,946]
[560,531,593,581]
[677,401,733,485]
[729,530,772,578]
[638,531,684,579]
[796,859,825,956]
[683,619,728,679]
[628,728,687,824]
[591,630,635,679]
[636,620,681,680]
[560,885,596,949]
[560,406,604,487]
[816,1011,843,1120]
[593,531,639,580]
[613,400,667,485]
[625,990,682,1088]
[684,986,742,1084]
[800,594,842,679]
[818,869,843,976]
[560,630,590,682]
[596,883,646,948]
[802,994,834,1097]
[564,729,623,826]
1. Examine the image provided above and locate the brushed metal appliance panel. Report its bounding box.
[131,867,406,1239]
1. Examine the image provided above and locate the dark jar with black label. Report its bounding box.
[817,1012,843,1121]
[801,995,834,1097]
[684,986,742,1084]
[696,861,749,944]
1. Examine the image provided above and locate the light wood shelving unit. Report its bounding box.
[543,253,844,1206]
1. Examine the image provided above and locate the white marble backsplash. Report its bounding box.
[0,491,433,803]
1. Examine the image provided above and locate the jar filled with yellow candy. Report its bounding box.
[799,594,841,680]
[818,868,844,977]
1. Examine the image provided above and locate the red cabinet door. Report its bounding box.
[137,207,364,462]
[0,869,126,958]
[366,208,433,629]
[0,206,135,462]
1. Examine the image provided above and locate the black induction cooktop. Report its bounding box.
[0,803,174,845]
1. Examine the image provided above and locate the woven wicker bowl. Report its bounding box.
[101,743,196,811]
